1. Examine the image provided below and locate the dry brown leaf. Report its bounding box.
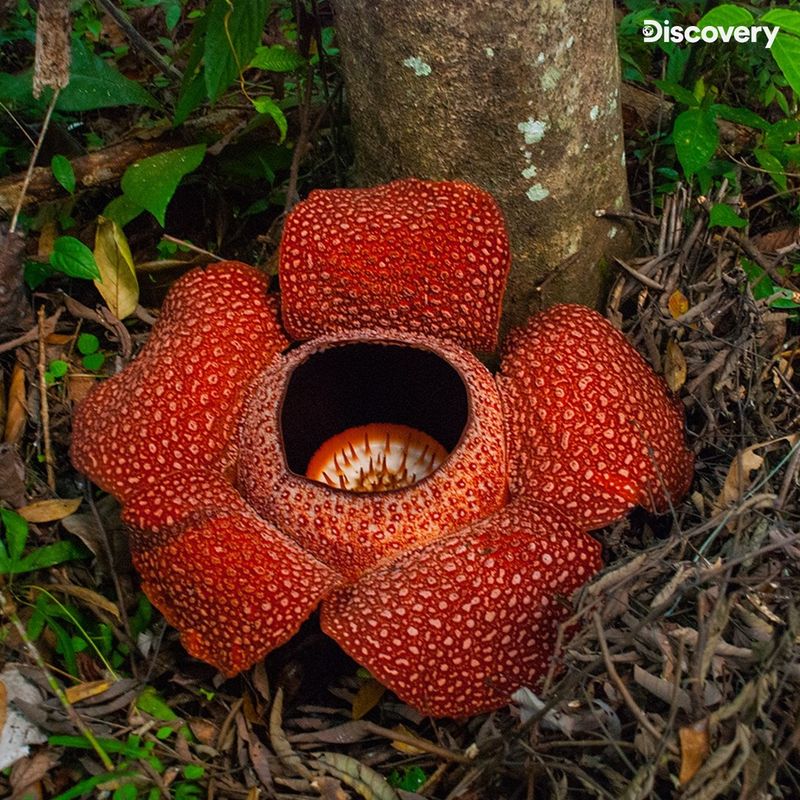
[93,216,139,320]
[664,339,687,392]
[3,362,26,445]
[668,289,689,319]
[44,584,120,620]
[45,333,73,346]
[17,497,82,523]
[66,374,96,406]
[0,444,26,507]
[751,226,800,252]
[679,721,710,785]
[64,680,114,704]
[188,718,218,746]
[352,678,385,720]
[37,220,57,259]
[713,434,799,513]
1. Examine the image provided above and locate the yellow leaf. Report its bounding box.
[351,678,385,720]
[17,497,82,523]
[3,361,26,445]
[389,724,426,755]
[93,216,139,320]
[668,290,689,319]
[65,680,114,704]
[664,339,687,392]
[679,721,710,784]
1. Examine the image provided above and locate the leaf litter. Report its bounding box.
[0,182,798,799]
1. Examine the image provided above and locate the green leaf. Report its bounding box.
[771,33,800,97]
[711,104,769,131]
[708,204,747,229]
[113,784,139,800]
[51,155,76,194]
[173,71,207,126]
[137,686,179,721]
[250,44,306,72]
[204,0,271,101]
[82,352,106,372]
[183,765,205,780]
[49,359,69,378]
[121,144,206,226]
[24,260,56,290]
[164,1,182,31]
[673,108,719,178]
[77,333,100,355]
[754,148,788,192]
[50,237,101,280]
[103,194,145,228]
[765,119,800,150]
[252,96,287,143]
[14,540,87,573]
[58,38,159,111]
[1,508,29,563]
[653,80,698,107]
[762,8,800,38]
[697,4,753,28]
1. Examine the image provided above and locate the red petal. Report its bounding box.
[238,329,507,580]
[71,262,288,501]
[129,478,341,675]
[279,179,510,352]
[321,498,601,717]
[498,305,694,528]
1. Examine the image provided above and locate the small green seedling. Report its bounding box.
[0,508,86,580]
[77,332,105,371]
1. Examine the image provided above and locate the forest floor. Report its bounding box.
[1,179,798,800]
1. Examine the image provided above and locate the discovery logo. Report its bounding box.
[642,19,779,49]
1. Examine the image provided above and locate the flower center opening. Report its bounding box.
[280,342,469,492]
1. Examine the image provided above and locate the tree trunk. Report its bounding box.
[332,0,632,331]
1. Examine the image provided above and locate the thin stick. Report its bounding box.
[37,306,55,491]
[0,309,62,355]
[9,89,59,232]
[614,258,666,291]
[362,720,474,764]
[161,235,222,262]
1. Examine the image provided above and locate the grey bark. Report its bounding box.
[332,0,632,332]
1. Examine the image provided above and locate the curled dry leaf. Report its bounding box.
[664,339,687,392]
[269,688,312,780]
[93,216,139,320]
[16,497,82,523]
[679,721,710,785]
[3,362,26,445]
[315,751,400,800]
[713,433,799,514]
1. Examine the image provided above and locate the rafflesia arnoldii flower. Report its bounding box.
[71,179,694,717]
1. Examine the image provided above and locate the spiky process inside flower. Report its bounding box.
[305,423,448,492]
